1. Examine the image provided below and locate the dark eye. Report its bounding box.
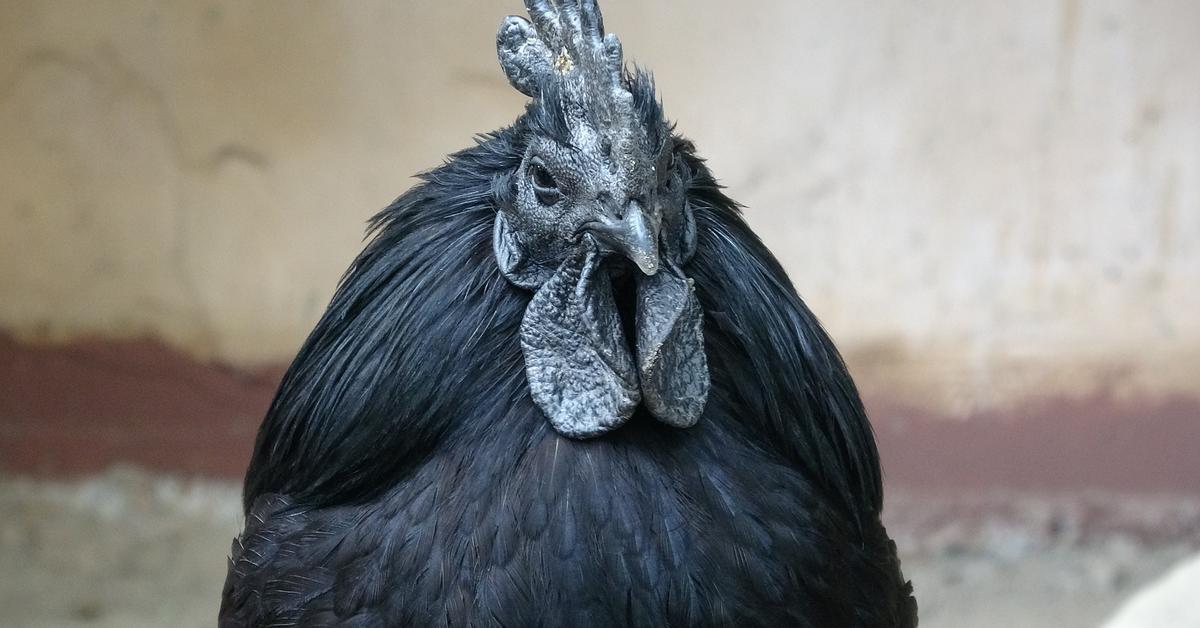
[531,164,556,189]
[529,162,561,205]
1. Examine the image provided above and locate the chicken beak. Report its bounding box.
[583,201,660,276]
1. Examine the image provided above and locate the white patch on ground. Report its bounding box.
[1,468,1198,628]
[1102,553,1200,628]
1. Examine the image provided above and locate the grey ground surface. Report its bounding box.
[1,468,1197,628]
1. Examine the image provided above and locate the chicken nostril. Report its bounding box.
[596,192,625,220]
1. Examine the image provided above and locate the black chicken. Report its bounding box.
[220,1,917,626]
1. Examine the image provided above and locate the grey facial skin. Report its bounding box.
[494,0,709,438]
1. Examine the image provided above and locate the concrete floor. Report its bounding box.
[1,468,1198,628]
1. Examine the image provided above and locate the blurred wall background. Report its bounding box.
[1,0,1198,487]
[2,2,1199,627]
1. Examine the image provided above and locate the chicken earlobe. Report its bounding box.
[519,245,640,438]
[494,211,555,290]
[635,265,709,427]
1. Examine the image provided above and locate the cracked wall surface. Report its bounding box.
[1,0,1197,415]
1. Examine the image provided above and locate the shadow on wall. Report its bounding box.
[4,330,1200,498]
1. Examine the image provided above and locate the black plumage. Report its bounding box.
[221,5,916,626]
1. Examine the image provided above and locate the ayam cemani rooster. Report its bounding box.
[220,1,917,626]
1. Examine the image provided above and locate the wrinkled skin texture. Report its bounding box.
[519,246,639,438]
[636,266,707,427]
[494,0,709,438]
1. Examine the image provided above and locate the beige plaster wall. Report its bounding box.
[1,0,1197,413]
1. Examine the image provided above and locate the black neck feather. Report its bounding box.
[243,128,883,519]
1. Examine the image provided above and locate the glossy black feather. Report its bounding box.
[224,120,916,626]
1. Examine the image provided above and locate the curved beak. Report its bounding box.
[583,201,661,276]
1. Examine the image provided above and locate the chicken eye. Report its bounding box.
[529,162,561,205]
